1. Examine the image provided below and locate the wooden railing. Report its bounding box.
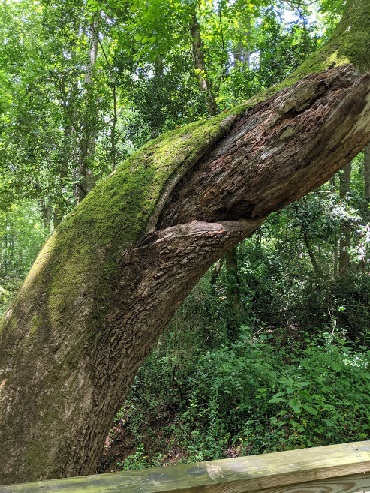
[2,441,370,492]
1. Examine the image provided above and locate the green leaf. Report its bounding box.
[289,399,301,414]
[302,404,318,415]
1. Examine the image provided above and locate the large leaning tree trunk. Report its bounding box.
[1,0,370,484]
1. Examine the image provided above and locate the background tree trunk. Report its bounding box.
[190,12,218,116]
[225,246,241,342]
[1,0,370,482]
[75,12,100,203]
[302,229,322,277]
[364,144,370,204]
[339,163,352,275]
[358,143,370,272]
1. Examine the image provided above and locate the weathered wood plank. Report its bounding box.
[262,473,370,492]
[1,441,370,492]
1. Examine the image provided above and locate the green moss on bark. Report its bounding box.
[335,0,370,73]
[7,111,245,342]
[63,112,238,251]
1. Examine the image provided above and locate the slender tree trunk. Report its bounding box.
[302,229,322,277]
[110,83,117,170]
[54,115,72,228]
[189,12,218,116]
[225,246,241,341]
[189,5,239,320]
[189,6,242,323]
[150,58,165,138]
[1,0,370,482]
[52,76,79,227]
[210,257,224,292]
[365,143,370,203]
[338,163,351,275]
[40,198,52,234]
[358,143,370,271]
[232,13,252,69]
[329,175,339,275]
[75,13,99,202]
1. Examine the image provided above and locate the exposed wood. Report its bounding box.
[157,67,370,227]
[1,441,370,493]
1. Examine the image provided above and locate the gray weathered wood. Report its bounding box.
[263,474,370,492]
[1,441,370,492]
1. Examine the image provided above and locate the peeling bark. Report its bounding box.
[1,0,370,483]
[158,67,370,227]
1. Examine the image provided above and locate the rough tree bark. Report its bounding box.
[1,0,370,484]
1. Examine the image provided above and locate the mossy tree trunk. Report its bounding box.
[1,0,370,484]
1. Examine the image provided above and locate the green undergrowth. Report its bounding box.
[102,333,370,471]
[99,277,370,473]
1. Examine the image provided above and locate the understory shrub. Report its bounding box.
[111,325,370,469]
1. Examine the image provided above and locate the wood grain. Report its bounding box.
[262,474,370,492]
[1,441,370,492]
